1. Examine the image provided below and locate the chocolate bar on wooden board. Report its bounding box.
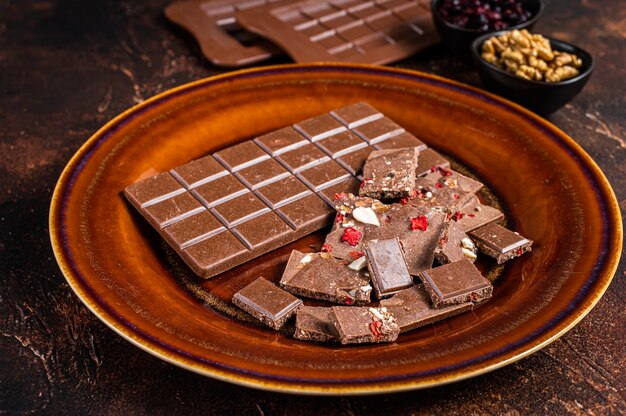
[165,0,283,67]
[125,102,427,279]
[234,0,439,64]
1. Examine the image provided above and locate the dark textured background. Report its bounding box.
[1,0,624,414]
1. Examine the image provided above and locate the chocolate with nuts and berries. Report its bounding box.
[469,222,533,263]
[332,306,400,344]
[359,147,420,199]
[380,285,473,333]
[435,221,478,264]
[279,252,372,305]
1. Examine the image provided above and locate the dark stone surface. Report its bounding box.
[1,0,624,414]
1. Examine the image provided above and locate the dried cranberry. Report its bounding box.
[437,0,533,31]
[321,243,332,253]
[341,227,363,246]
[410,215,428,231]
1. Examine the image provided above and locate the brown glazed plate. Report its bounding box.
[49,63,622,395]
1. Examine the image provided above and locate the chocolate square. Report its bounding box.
[212,193,270,227]
[170,155,228,189]
[163,210,225,249]
[144,192,205,228]
[125,172,184,207]
[418,259,493,307]
[294,113,347,141]
[277,143,330,172]
[192,175,249,207]
[254,126,309,156]
[182,230,249,276]
[255,176,312,208]
[316,130,368,158]
[294,306,338,342]
[233,211,294,250]
[235,158,291,189]
[232,278,302,330]
[214,141,270,171]
[352,116,405,144]
[297,160,351,191]
[468,222,532,264]
[364,238,414,298]
[278,193,334,229]
[330,102,383,128]
[360,147,419,199]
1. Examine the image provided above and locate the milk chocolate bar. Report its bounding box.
[360,148,420,199]
[380,285,472,332]
[232,277,302,329]
[468,222,533,264]
[234,0,438,65]
[279,252,372,305]
[165,0,282,67]
[331,306,399,344]
[294,306,338,342]
[364,238,414,298]
[126,103,423,279]
[418,259,493,308]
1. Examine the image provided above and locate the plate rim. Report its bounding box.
[49,62,623,395]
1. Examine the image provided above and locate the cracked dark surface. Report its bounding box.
[1,0,624,414]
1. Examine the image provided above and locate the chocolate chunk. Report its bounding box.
[423,168,483,208]
[418,259,493,308]
[434,221,478,264]
[364,238,414,298]
[331,306,400,344]
[360,147,420,199]
[280,253,372,305]
[456,196,505,232]
[468,223,533,264]
[232,278,302,330]
[294,306,338,342]
[380,285,473,333]
[416,148,450,177]
[279,250,307,285]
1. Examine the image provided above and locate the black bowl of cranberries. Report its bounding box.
[432,0,544,58]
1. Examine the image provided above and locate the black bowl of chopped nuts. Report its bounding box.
[432,0,544,58]
[471,29,595,115]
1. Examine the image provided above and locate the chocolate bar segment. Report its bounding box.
[380,285,473,333]
[434,221,478,264]
[294,306,338,342]
[234,0,438,65]
[416,148,450,177]
[331,306,400,344]
[359,147,419,199]
[232,278,302,330]
[364,238,414,298]
[280,253,372,305]
[418,259,493,308]
[468,223,533,264]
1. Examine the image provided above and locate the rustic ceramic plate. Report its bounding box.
[50,63,622,395]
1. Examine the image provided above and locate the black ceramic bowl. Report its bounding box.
[431,0,544,58]
[471,31,595,115]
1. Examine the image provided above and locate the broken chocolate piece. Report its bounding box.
[380,285,473,332]
[468,223,533,264]
[332,306,400,344]
[360,147,420,199]
[423,168,483,208]
[418,259,493,308]
[434,221,477,264]
[416,148,450,177]
[280,254,372,305]
[364,238,414,298]
[232,278,302,330]
[456,196,505,232]
[294,306,338,342]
